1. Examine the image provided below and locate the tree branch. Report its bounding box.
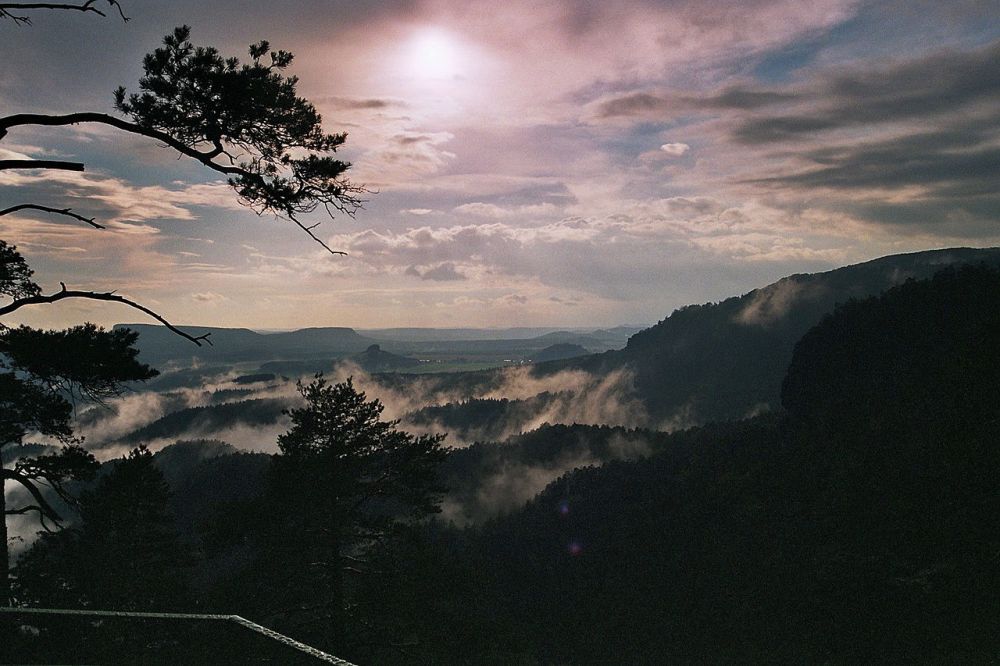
[0,112,356,256]
[0,159,84,171]
[0,113,243,176]
[291,216,347,256]
[0,283,212,346]
[0,203,103,229]
[2,469,63,523]
[0,1,128,24]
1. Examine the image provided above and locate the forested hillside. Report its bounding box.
[389,264,1000,663]
[546,247,1000,424]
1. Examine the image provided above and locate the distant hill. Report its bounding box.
[361,327,571,341]
[545,247,1000,425]
[350,344,421,373]
[123,247,1000,429]
[233,373,277,385]
[118,324,375,365]
[256,359,339,377]
[533,343,590,362]
[529,329,640,349]
[122,324,636,368]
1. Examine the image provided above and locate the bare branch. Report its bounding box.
[0,159,84,171]
[4,504,46,516]
[0,282,212,346]
[0,8,29,23]
[2,469,63,523]
[0,1,128,24]
[292,216,347,256]
[0,203,103,229]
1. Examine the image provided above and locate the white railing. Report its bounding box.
[0,605,359,665]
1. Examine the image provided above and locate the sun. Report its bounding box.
[382,25,496,116]
[407,28,460,80]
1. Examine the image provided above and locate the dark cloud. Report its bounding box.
[701,38,1000,232]
[751,129,1000,194]
[842,198,1000,235]
[592,38,999,127]
[731,40,1000,143]
[595,92,673,119]
[593,85,796,120]
[320,96,404,110]
[695,87,799,110]
[395,134,437,146]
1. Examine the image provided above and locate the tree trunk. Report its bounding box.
[1,468,9,606]
[325,531,347,653]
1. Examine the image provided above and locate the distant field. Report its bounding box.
[402,360,514,374]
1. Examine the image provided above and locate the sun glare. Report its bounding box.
[408,28,460,80]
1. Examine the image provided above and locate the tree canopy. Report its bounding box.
[13,446,189,611]
[0,252,156,602]
[1,25,364,254]
[253,376,447,653]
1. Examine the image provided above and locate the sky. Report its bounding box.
[2,0,999,330]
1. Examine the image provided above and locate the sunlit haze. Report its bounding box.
[407,29,461,79]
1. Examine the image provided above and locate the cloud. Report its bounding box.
[445,428,656,524]
[661,38,1000,235]
[659,143,690,157]
[696,87,799,110]
[322,196,870,301]
[444,449,600,524]
[729,40,1000,144]
[191,291,227,303]
[595,92,674,120]
[453,202,562,219]
[691,232,848,263]
[318,96,405,110]
[76,373,302,451]
[5,0,998,330]
[405,262,467,281]
[497,293,528,305]
[747,121,1000,196]
[735,277,821,326]
[0,152,242,226]
[353,131,457,185]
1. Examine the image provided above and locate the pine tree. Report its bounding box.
[13,446,189,611]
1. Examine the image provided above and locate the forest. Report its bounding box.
[5,262,1000,663]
